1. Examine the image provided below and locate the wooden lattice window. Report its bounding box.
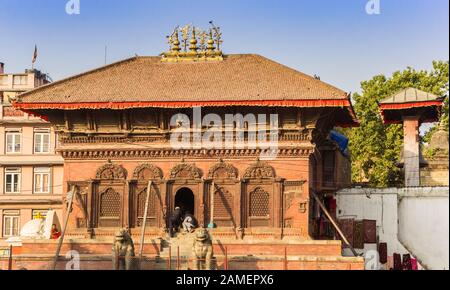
[214,188,233,219]
[137,189,157,218]
[249,188,270,217]
[100,188,121,218]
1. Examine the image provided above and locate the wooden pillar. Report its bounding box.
[123,181,131,228]
[88,180,96,229]
[273,178,283,228]
[160,180,168,229]
[199,179,206,228]
[163,180,170,229]
[235,179,243,228]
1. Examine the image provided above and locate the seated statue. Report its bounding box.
[192,229,215,270]
[112,229,136,270]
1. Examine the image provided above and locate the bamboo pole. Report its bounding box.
[311,191,359,257]
[52,186,76,270]
[138,181,153,268]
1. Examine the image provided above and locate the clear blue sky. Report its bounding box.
[0,0,448,93]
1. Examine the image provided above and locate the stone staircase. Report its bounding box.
[159,231,197,270]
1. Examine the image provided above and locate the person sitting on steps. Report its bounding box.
[182,211,198,234]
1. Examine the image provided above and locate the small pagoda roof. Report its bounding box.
[379,88,444,124]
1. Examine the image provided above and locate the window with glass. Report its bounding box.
[4,168,21,194]
[34,129,51,154]
[3,211,20,237]
[13,75,27,85]
[6,131,21,153]
[34,167,51,194]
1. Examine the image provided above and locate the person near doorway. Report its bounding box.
[168,207,183,238]
[182,211,198,233]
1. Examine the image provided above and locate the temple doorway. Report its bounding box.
[175,188,195,216]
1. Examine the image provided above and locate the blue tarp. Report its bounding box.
[330,130,349,156]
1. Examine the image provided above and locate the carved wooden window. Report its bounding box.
[249,188,270,218]
[100,188,121,218]
[137,189,157,218]
[136,188,158,227]
[214,188,233,219]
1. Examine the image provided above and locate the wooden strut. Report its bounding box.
[311,191,359,257]
[138,180,153,269]
[52,185,76,270]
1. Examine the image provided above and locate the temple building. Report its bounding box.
[11,25,364,270]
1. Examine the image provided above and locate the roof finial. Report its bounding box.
[168,26,181,53]
[207,29,215,52]
[189,26,198,52]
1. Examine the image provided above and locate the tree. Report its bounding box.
[347,61,449,187]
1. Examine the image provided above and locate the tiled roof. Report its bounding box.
[17,54,349,106]
[379,88,442,104]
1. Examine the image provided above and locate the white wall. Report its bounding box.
[398,187,449,270]
[337,187,449,270]
[337,188,408,256]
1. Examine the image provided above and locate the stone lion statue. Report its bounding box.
[192,229,215,270]
[112,229,136,270]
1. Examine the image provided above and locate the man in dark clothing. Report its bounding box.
[168,207,183,238]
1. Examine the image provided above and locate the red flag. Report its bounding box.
[32,45,38,64]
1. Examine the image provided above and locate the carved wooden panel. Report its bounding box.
[243,160,276,179]
[208,160,238,180]
[133,164,163,180]
[96,163,127,180]
[170,163,202,179]
[135,187,158,227]
[214,188,234,219]
[99,188,121,227]
[250,188,270,217]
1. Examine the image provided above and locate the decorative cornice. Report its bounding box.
[60,148,315,160]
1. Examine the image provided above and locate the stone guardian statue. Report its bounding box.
[112,229,136,270]
[192,229,215,270]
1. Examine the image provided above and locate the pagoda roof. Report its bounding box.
[379,88,444,124]
[14,54,358,127]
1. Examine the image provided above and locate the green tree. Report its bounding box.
[347,61,449,187]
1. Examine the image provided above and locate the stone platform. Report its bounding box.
[0,234,364,270]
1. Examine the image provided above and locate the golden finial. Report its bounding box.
[189,26,198,52]
[207,29,215,52]
[167,26,181,53]
[161,22,223,63]
[199,30,207,51]
[181,24,191,52]
[209,21,223,51]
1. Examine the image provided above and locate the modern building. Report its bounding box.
[0,62,64,240]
